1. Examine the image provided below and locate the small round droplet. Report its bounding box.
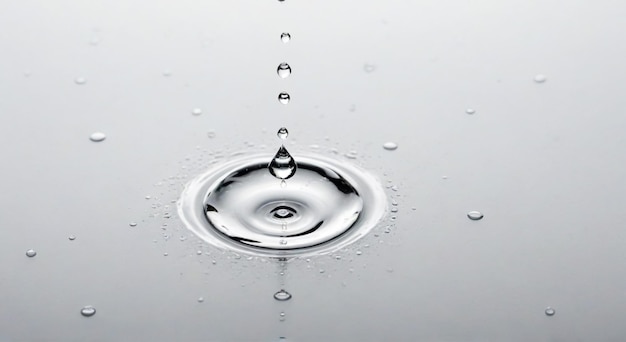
[465,108,476,115]
[68,235,76,241]
[162,70,172,77]
[383,142,398,151]
[273,289,292,301]
[74,77,87,85]
[277,63,291,78]
[356,250,362,256]
[207,130,216,139]
[191,108,202,116]
[534,74,547,83]
[545,307,555,316]
[280,32,291,43]
[363,64,376,73]
[198,297,204,303]
[89,132,106,142]
[277,127,289,140]
[467,211,484,221]
[25,249,37,257]
[278,92,290,104]
[129,222,137,227]
[80,306,96,317]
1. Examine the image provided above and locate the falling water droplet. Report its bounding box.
[277,127,289,140]
[465,108,476,115]
[467,211,484,221]
[74,77,87,85]
[80,306,96,317]
[273,289,292,301]
[68,235,76,241]
[534,74,547,83]
[545,307,555,316]
[89,132,106,142]
[25,249,37,257]
[191,108,202,116]
[281,32,291,43]
[278,92,290,104]
[268,145,297,180]
[277,63,291,78]
[383,142,398,151]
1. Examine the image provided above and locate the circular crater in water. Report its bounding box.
[178,153,387,257]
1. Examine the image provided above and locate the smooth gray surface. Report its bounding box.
[2,1,626,341]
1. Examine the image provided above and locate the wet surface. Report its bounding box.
[3,0,626,341]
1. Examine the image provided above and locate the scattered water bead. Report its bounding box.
[191,108,202,116]
[356,250,362,256]
[129,222,137,227]
[545,307,555,316]
[89,132,106,142]
[465,108,476,115]
[25,249,37,257]
[363,64,376,73]
[280,32,291,43]
[198,297,204,303]
[162,70,172,77]
[345,151,358,159]
[68,235,76,241]
[277,63,292,78]
[534,74,547,83]
[268,145,297,180]
[207,130,216,139]
[273,289,292,301]
[467,211,484,221]
[278,92,290,104]
[80,306,96,317]
[383,142,398,151]
[74,77,87,85]
[277,127,289,140]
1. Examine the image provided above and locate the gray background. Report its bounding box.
[2,0,626,341]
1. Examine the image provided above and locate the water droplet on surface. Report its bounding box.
[278,92,290,104]
[80,306,96,317]
[74,77,87,85]
[467,211,484,221]
[89,132,106,142]
[207,130,216,139]
[198,297,204,303]
[268,145,297,180]
[274,289,292,301]
[277,63,291,78]
[277,127,289,140]
[465,108,476,115]
[383,142,398,151]
[545,307,555,316]
[191,108,202,116]
[68,235,76,241]
[129,222,137,227]
[363,64,376,73]
[356,250,362,256]
[345,151,358,159]
[162,70,172,77]
[280,32,291,43]
[25,249,37,257]
[534,74,547,83]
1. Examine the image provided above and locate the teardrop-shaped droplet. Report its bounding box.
[273,289,292,301]
[268,145,297,180]
[278,92,290,104]
[277,127,289,140]
[80,306,96,317]
[277,63,291,78]
[281,32,291,43]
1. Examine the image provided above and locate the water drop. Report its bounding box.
[356,250,362,256]
[25,249,37,257]
[129,222,137,227]
[207,130,216,139]
[68,235,76,241]
[363,64,376,73]
[467,211,484,221]
[198,297,204,303]
[281,33,291,43]
[268,145,297,180]
[191,108,202,116]
[80,306,96,317]
[277,127,289,140]
[162,70,172,77]
[345,151,357,159]
[74,77,87,85]
[278,92,290,104]
[89,132,106,142]
[383,142,398,151]
[465,108,476,115]
[273,289,292,301]
[277,63,291,78]
[534,74,547,83]
[545,307,555,316]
